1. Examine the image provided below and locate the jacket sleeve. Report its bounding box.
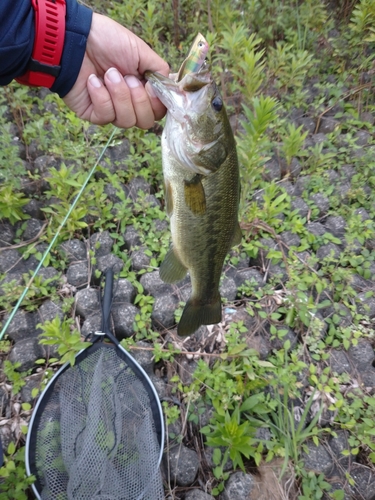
[0,0,92,98]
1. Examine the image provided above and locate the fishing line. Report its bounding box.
[0,127,118,341]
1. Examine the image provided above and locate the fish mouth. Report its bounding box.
[145,69,212,118]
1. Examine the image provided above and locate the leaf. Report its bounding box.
[240,394,264,412]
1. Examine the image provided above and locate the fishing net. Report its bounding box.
[26,270,164,500]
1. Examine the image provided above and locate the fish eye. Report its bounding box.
[211,96,223,112]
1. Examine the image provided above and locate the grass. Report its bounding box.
[1,0,375,498]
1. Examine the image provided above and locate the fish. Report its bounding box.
[145,34,241,337]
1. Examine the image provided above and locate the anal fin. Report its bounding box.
[160,247,187,283]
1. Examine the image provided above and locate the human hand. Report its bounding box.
[63,13,169,129]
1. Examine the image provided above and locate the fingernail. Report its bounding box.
[125,75,141,88]
[106,68,122,84]
[89,74,102,88]
[145,82,157,98]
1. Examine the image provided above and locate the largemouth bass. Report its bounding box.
[146,35,241,337]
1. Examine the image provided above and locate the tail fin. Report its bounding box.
[177,295,222,337]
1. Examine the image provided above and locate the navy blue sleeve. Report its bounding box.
[0,0,93,98]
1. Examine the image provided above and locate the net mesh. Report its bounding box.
[31,344,164,500]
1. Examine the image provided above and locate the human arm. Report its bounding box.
[0,0,168,129]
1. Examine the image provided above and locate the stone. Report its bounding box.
[127,176,152,200]
[113,278,136,304]
[178,358,198,386]
[130,341,155,375]
[21,218,44,240]
[329,350,352,375]
[293,175,311,196]
[123,225,142,250]
[328,430,353,469]
[301,440,334,475]
[0,271,24,296]
[38,266,60,286]
[316,243,341,262]
[2,309,36,342]
[290,197,309,218]
[149,375,169,400]
[325,215,347,240]
[37,299,64,324]
[354,207,371,222]
[249,237,277,270]
[81,313,102,337]
[347,340,374,370]
[140,271,174,296]
[349,274,372,292]
[75,288,100,319]
[96,254,124,274]
[268,263,288,283]
[348,464,375,500]
[321,303,352,328]
[263,158,281,181]
[298,116,316,134]
[355,130,371,146]
[220,275,237,301]
[310,193,330,216]
[8,337,43,371]
[269,326,298,351]
[59,239,87,263]
[319,116,339,133]
[357,292,375,319]
[66,261,89,288]
[360,369,375,388]
[90,230,113,257]
[221,471,255,500]
[307,222,326,238]
[0,248,24,273]
[0,223,15,247]
[204,446,233,473]
[105,182,130,206]
[311,133,328,145]
[279,230,301,249]
[22,198,44,219]
[131,246,151,272]
[166,444,199,486]
[231,268,264,291]
[152,293,179,329]
[20,374,44,404]
[184,490,215,500]
[111,303,139,339]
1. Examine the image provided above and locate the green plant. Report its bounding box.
[280,123,308,170]
[3,361,31,394]
[200,400,263,480]
[38,316,91,366]
[0,185,29,224]
[0,443,35,500]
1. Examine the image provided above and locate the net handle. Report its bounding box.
[101,268,114,335]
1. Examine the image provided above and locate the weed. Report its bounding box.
[38,316,91,366]
[0,443,35,500]
[3,361,31,395]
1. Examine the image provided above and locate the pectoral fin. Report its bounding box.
[232,222,242,247]
[184,175,206,215]
[160,247,188,283]
[164,180,173,217]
